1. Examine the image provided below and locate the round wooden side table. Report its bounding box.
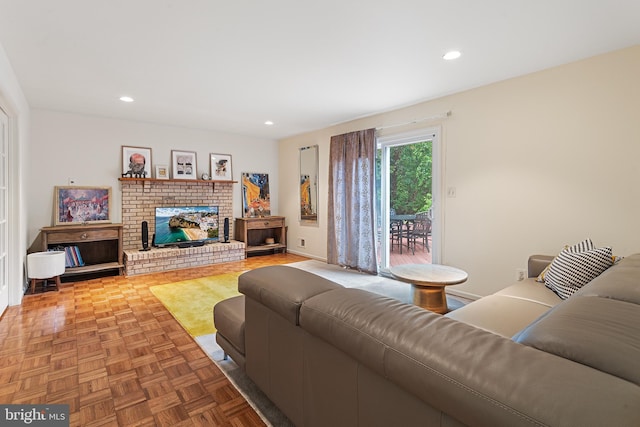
[389,263,468,314]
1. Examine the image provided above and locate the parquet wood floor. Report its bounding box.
[0,253,309,427]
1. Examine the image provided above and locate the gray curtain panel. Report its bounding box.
[328,128,378,274]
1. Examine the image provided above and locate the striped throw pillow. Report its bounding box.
[536,238,595,283]
[543,246,613,299]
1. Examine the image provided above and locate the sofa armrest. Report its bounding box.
[527,254,554,278]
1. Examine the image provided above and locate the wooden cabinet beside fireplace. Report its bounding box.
[30,223,124,278]
[235,216,286,256]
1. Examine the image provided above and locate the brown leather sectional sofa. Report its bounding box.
[214,255,640,426]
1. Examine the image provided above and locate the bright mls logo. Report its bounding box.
[1,405,69,426]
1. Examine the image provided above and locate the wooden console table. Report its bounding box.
[235,216,286,256]
[30,223,124,278]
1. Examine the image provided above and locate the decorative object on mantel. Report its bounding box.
[155,164,169,179]
[53,186,112,225]
[201,173,209,180]
[171,149,197,180]
[121,146,152,178]
[210,153,233,181]
[241,172,271,217]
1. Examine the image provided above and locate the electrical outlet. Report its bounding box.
[298,238,306,248]
[516,268,526,281]
[447,187,456,198]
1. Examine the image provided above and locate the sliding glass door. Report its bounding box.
[376,127,441,271]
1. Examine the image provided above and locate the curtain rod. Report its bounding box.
[376,111,452,131]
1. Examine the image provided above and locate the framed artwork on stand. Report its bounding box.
[171,150,197,179]
[53,186,112,225]
[241,172,271,217]
[121,146,152,178]
[210,153,233,181]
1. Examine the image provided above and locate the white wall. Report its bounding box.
[28,110,279,245]
[0,42,30,306]
[279,45,640,298]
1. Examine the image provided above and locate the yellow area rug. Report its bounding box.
[150,272,243,337]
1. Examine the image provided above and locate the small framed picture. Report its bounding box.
[210,153,233,181]
[155,164,169,179]
[121,146,152,178]
[171,150,197,179]
[54,186,112,225]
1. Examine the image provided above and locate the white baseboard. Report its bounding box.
[446,288,481,301]
[286,249,326,262]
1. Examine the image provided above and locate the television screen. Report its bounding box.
[154,206,219,246]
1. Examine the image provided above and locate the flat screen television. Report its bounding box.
[154,206,219,247]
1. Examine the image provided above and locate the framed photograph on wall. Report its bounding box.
[241,172,271,217]
[155,164,169,179]
[121,146,152,178]
[171,150,197,179]
[53,186,112,225]
[210,153,233,181]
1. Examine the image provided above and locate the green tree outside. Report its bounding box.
[388,141,432,215]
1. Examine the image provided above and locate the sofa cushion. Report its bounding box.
[573,253,640,304]
[543,246,612,299]
[514,295,640,386]
[493,279,562,307]
[445,296,557,338]
[445,279,560,337]
[213,295,246,353]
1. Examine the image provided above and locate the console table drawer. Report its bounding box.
[245,219,285,230]
[46,228,120,243]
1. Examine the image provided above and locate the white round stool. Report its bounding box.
[27,251,66,294]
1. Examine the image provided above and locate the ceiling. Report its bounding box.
[1,1,639,140]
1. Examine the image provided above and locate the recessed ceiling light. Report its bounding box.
[443,51,461,60]
[119,96,134,102]
[264,120,274,126]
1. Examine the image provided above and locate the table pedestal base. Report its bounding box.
[390,263,467,315]
[413,285,448,314]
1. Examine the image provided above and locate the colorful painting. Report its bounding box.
[300,174,313,215]
[54,186,112,225]
[241,172,271,217]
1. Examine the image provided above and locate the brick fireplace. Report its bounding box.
[120,179,244,275]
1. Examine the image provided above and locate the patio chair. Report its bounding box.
[390,220,403,253]
[407,213,431,254]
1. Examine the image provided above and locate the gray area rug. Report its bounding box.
[197,260,470,426]
[197,334,295,427]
